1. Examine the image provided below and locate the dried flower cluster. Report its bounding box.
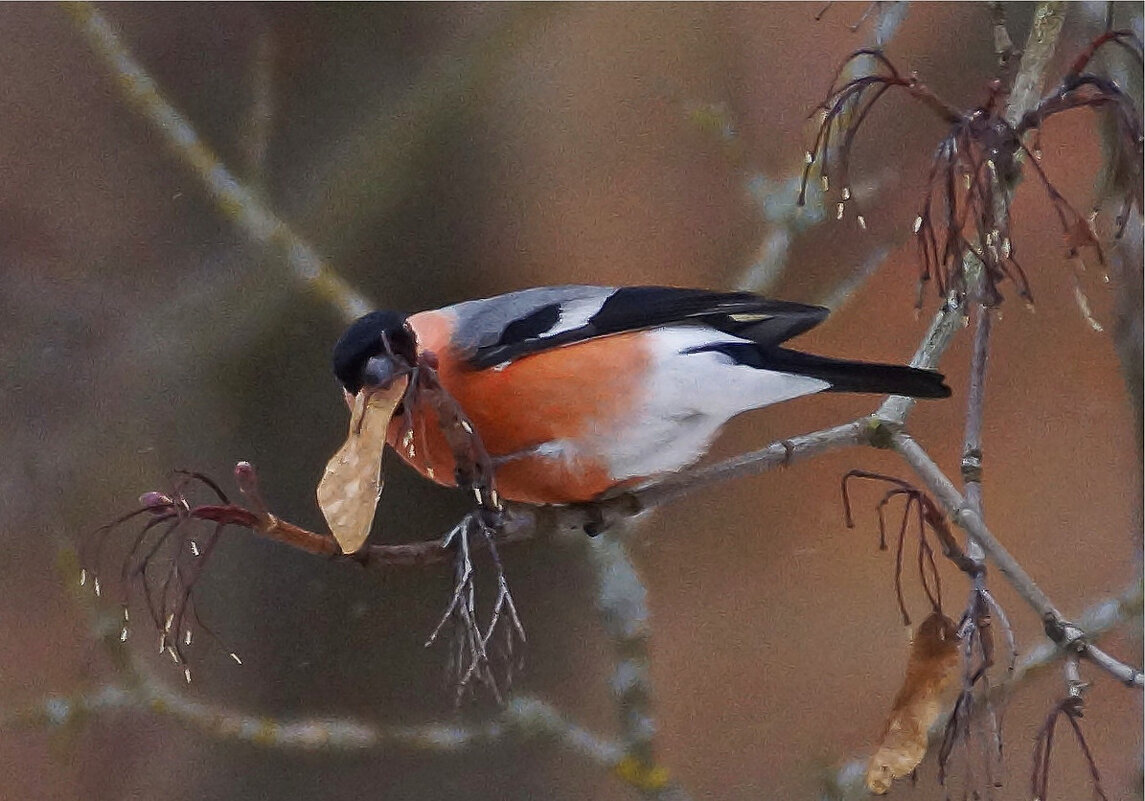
[801,31,1143,306]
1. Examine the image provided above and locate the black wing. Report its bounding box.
[454,285,830,369]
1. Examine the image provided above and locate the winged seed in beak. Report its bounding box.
[317,376,409,554]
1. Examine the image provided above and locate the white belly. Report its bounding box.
[541,327,829,482]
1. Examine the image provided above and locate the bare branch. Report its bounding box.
[890,431,1143,688]
[2,679,625,763]
[876,294,966,424]
[626,421,866,514]
[960,301,993,561]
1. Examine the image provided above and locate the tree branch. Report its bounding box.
[241,22,275,189]
[63,2,373,324]
[1005,2,1068,128]
[960,299,994,561]
[876,294,966,424]
[3,676,625,762]
[891,431,1143,688]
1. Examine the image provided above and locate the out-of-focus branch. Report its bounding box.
[585,531,654,762]
[816,244,892,312]
[3,678,624,763]
[584,531,693,800]
[1109,215,1144,557]
[1010,581,1143,686]
[987,2,1016,69]
[241,23,275,189]
[63,2,373,324]
[1096,16,1144,549]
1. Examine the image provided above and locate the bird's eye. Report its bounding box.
[362,355,399,390]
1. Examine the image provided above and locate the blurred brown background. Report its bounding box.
[0,3,1140,800]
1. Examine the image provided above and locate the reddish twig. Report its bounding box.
[842,470,981,600]
[802,31,1143,305]
[83,340,531,698]
[1031,688,1110,801]
[842,471,1022,798]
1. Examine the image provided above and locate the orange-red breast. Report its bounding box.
[331,286,950,505]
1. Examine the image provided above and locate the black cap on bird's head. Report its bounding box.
[332,310,417,395]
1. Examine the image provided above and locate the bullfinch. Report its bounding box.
[331,286,950,507]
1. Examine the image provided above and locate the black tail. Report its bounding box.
[765,347,951,398]
[686,343,952,398]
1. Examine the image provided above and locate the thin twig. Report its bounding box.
[736,2,909,293]
[960,301,993,561]
[890,431,1143,688]
[876,294,966,424]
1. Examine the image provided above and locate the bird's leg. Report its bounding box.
[423,509,523,703]
[781,439,797,467]
[412,360,524,701]
[579,504,608,537]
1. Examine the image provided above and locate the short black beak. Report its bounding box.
[362,355,401,391]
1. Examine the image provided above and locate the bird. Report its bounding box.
[331,285,950,507]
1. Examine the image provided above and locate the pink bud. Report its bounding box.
[139,491,172,512]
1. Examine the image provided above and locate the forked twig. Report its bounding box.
[842,469,981,615]
[1030,658,1110,801]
